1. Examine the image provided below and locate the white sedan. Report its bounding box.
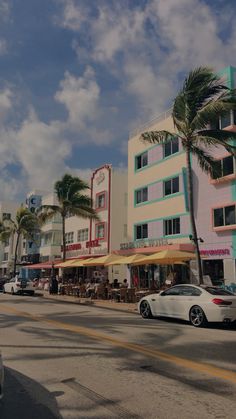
[138,284,236,327]
[3,277,35,296]
[0,352,3,400]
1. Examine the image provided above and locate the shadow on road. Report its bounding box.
[1,367,62,419]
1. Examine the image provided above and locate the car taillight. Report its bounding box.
[212,298,232,306]
[16,283,21,287]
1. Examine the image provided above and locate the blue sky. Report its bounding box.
[0,0,236,200]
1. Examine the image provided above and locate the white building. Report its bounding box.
[0,201,19,276]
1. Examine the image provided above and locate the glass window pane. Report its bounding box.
[172,177,179,193]
[212,160,222,179]
[136,190,142,204]
[136,225,142,239]
[222,156,234,176]
[142,224,148,239]
[221,112,231,128]
[164,180,171,196]
[142,152,148,167]
[136,155,142,169]
[164,142,171,157]
[164,219,172,235]
[172,138,179,154]
[143,187,148,202]
[173,218,180,234]
[225,205,235,225]
[214,208,224,227]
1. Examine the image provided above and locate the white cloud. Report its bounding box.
[0,0,10,22]
[55,67,100,130]
[0,88,13,118]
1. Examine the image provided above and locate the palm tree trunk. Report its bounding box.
[13,232,20,276]
[186,146,203,284]
[62,215,66,262]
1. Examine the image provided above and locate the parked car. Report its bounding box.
[138,284,236,327]
[0,352,3,400]
[3,277,35,296]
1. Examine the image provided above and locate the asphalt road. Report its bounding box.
[0,293,236,419]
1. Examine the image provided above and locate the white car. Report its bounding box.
[3,277,35,296]
[0,352,3,400]
[138,284,236,327]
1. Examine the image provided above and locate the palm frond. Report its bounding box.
[190,145,220,176]
[141,130,176,145]
[196,130,236,153]
[71,206,100,221]
[173,67,230,126]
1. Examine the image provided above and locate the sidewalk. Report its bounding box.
[38,290,138,315]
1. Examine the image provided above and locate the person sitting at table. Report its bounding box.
[112,278,119,288]
[86,279,95,298]
[122,278,128,288]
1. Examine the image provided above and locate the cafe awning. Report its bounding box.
[83,254,122,266]
[105,254,147,265]
[23,262,58,270]
[55,259,80,268]
[133,249,196,265]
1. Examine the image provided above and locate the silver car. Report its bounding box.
[0,352,3,400]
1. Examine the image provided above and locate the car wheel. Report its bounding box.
[140,300,153,319]
[189,305,207,327]
[11,287,15,295]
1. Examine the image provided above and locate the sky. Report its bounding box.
[1,0,236,201]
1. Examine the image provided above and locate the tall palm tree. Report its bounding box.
[141,67,236,284]
[37,174,99,261]
[0,206,40,276]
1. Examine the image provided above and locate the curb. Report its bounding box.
[38,292,139,315]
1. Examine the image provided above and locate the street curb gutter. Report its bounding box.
[37,293,139,316]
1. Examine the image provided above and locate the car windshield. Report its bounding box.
[204,287,234,296]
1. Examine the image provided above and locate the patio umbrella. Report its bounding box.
[83,254,123,266]
[105,254,147,265]
[69,258,93,267]
[55,259,80,268]
[133,249,195,265]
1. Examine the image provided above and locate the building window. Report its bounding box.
[3,252,8,261]
[163,138,179,158]
[135,223,148,240]
[213,205,236,227]
[77,228,89,242]
[2,213,11,220]
[65,232,74,244]
[136,152,148,170]
[220,112,231,129]
[136,187,148,204]
[95,223,105,240]
[164,217,180,235]
[164,176,179,196]
[96,192,106,210]
[212,155,235,179]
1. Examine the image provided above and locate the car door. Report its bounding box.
[4,278,15,293]
[172,286,203,320]
[157,286,183,317]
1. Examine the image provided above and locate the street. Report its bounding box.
[1,294,236,419]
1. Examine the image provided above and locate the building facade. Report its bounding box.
[127,66,236,286]
[63,165,128,281]
[0,201,19,276]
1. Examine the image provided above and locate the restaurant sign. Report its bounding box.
[120,238,168,250]
[200,248,230,257]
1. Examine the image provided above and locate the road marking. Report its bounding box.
[1,304,236,385]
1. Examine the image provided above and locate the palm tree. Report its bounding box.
[141,67,236,284]
[0,206,40,276]
[37,174,99,261]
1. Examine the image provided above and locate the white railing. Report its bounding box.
[129,108,172,139]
